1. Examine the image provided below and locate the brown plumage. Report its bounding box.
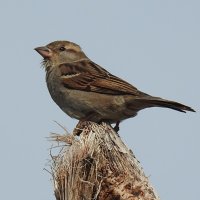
[35,40,195,128]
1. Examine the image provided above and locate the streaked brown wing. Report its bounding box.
[59,60,141,95]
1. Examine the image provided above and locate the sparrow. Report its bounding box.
[35,40,195,131]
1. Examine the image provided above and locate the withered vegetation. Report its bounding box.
[48,122,160,200]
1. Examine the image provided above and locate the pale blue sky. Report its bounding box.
[0,1,199,200]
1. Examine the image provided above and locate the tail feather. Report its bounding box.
[137,97,195,113]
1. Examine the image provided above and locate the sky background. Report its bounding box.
[0,1,199,200]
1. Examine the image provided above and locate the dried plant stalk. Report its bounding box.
[49,122,160,200]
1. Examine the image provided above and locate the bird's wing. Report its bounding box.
[59,59,143,96]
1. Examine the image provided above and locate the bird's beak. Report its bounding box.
[34,46,52,58]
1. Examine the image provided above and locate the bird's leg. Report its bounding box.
[113,121,120,132]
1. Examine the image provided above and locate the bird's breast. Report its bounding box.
[46,69,137,121]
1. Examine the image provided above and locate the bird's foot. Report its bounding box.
[113,121,120,133]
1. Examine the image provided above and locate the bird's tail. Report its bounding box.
[135,96,195,113]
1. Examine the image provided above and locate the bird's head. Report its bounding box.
[34,40,88,69]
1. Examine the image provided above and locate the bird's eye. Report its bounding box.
[59,47,65,51]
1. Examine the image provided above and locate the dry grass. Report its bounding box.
[48,121,160,200]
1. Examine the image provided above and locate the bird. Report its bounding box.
[35,40,195,131]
